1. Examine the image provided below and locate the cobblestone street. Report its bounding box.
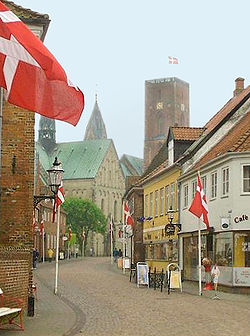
[33,257,250,336]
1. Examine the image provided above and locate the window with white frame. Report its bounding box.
[201,176,207,197]
[155,190,159,217]
[160,188,164,215]
[192,179,197,199]
[243,165,250,193]
[47,233,50,249]
[165,186,169,213]
[211,171,217,198]
[149,193,153,217]
[145,194,149,217]
[170,183,175,208]
[222,167,229,196]
[184,184,188,208]
[50,235,53,249]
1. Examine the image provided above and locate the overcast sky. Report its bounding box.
[16,0,250,159]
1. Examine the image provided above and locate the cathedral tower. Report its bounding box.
[144,77,189,170]
[84,95,107,140]
[38,116,56,152]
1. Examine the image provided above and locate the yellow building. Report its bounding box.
[141,163,181,271]
[140,126,205,271]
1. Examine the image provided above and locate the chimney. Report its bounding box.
[234,77,245,96]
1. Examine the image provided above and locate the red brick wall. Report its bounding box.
[0,247,31,308]
[0,101,34,307]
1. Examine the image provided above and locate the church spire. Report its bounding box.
[84,96,107,140]
[38,116,56,152]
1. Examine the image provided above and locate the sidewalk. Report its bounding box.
[111,262,250,304]
[0,262,76,336]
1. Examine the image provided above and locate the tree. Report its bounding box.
[62,198,106,252]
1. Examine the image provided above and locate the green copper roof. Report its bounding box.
[36,139,112,179]
[120,154,143,177]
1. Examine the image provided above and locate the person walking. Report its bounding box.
[48,248,54,262]
[113,247,119,263]
[118,248,123,257]
[32,248,39,269]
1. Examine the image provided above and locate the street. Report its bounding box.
[30,257,250,336]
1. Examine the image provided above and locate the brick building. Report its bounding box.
[144,77,190,171]
[0,1,50,306]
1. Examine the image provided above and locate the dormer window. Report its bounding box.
[168,139,174,165]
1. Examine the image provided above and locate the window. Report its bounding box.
[235,233,250,267]
[154,190,159,217]
[165,186,169,213]
[168,140,174,165]
[215,232,233,266]
[160,188,164,215]
[184,184,188,208]
[192,179,197,199]
[114,200,117,221]
[149,193,153,217]
[201,176,207,197]
[243,165,250,193]
[145,195,149,217]
[222,167,229,196]
[170,183,175,208]
[211,171,217,198]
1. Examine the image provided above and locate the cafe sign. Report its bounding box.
[234,214,249,223]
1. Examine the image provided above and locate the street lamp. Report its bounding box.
[164,206,182,236]
[33,157,64,208]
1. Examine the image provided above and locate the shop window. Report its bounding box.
[243,165,250,193]
[215,232,233,266]
[234,233,250,267]
[165,240,178,262]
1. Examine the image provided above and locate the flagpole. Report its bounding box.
[198,218,202,296]
[54,205,61,295]
[110,216,114,264]
[122,201,125,274]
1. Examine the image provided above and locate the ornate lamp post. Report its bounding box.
[164,206,181,236]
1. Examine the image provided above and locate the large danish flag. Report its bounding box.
[189,174,210,229]
[0,2,84,126]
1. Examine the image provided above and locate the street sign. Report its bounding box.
[62,236,68,241]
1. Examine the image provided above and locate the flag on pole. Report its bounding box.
[168,56,178,64]
[0,1,84,126]
[189,174,210,229]
[40,219,44,236]
[52,181,65,222]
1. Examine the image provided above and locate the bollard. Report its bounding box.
[154,267,157,290]
[27,294,34,317]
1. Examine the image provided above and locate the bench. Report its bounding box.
[0,288,24,331]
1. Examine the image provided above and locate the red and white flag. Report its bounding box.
[189,174,210,229]
[40,220,44,236]
[168,56,178,64]
[0,2,84,126]
[52,181,65,222]
[124,201,133,226]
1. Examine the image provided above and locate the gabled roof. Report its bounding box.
[120,154,143,177]
[194,111,250,169]
[36,139,112,179]
[179,85,250,163]
[171,127,205,141]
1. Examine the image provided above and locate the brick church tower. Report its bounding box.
[144,77,190,170]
